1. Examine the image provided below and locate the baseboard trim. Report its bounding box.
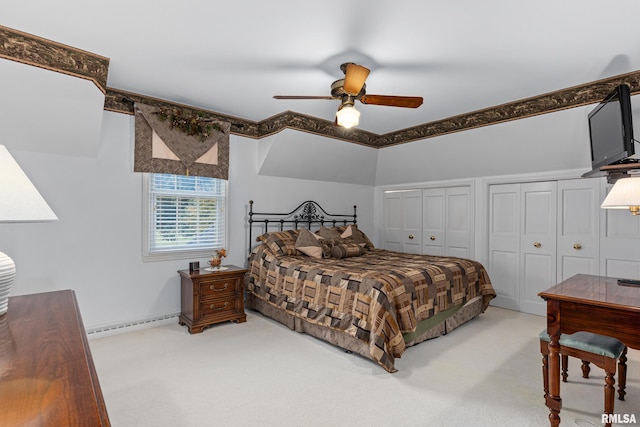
[86,312,180,339]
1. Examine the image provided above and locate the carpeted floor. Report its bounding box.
[89,306,639,426]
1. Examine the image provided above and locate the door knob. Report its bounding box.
[573,243,582,250]
[533,242,541,248]
[430,236,436,241]
[408,234,414,240]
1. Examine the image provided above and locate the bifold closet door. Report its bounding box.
[423,186,472,257]
[445,186,472,258]
[519,181,557,316]
[488,184,521,311]
[422,188,445,255]
[489,181,556,315]
[383,190,422,254]
[556,178,600,281]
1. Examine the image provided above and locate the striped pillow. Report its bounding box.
[330,242,365,259]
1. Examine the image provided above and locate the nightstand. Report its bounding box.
[178,265,247,333]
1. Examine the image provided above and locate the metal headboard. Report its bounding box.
[248,200,357,252]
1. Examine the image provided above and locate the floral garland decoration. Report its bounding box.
[154,107,226,141]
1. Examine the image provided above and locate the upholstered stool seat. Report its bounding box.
[539,329,628,427]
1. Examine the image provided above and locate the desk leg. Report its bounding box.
[546,300,562,427]
[546,334,562,426]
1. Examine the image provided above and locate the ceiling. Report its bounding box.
[4,0,640,139]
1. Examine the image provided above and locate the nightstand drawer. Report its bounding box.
[200,297,237,317]
[199,278,237,298]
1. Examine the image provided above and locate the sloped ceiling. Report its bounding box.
[3,1,640,148]
[256,129,377,186]
[0,59,104,157]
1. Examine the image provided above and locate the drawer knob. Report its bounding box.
[533,241,541,248]
[210,283,229,291]
[408,234,414,240]
[573,243,582,250]
[430,236,436,241]
[210,301,229,311]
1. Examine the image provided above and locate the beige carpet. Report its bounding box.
[89,306,639,426]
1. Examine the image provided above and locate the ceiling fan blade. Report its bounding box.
[273,95,335,100]
[360,94,423,108]
[343,63,370,95]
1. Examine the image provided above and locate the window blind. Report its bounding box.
[148,174,225,253]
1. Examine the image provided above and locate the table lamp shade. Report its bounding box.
[0,144,57,315]
[601,176,640,215]
[0,145,57,222]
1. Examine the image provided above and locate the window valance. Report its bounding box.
[134,103,230,179]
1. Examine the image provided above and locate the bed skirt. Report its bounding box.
[245,293,484,372]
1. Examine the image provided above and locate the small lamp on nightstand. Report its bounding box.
[0,145,57,315]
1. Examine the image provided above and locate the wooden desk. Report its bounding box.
[539,274,640,426]
[0,290,110,426]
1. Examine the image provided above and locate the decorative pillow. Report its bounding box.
[316,226,343,241]
[340,224,374,249]
[331,242,366,259]
[295,228,325,259]
[321,243,333,259]
[263,230,300,256]
[319,238,343,258]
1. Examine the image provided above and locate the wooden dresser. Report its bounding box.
[178,265,247,333]
[0,290,110,426]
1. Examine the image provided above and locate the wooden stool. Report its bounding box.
[539,329,628,427]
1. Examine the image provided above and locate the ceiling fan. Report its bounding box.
[273,63,423,129]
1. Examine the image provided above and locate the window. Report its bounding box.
[143,173,227,260]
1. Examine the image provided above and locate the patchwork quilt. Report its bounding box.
[247,243,496,372]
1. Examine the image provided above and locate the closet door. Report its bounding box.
[422,188,445,255]
[600,181,640,280]
[556,178,600,281]
[488,184,521,311]
[445,186,472,258]
[423,186,472,257]
[519,181,557,316]
[383,190,422,254]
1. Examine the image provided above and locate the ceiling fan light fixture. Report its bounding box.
[336,103,360,129]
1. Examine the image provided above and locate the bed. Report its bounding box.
[245,200,496,372]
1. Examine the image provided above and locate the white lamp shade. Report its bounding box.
[0,145,57,315]
[601,176,640,214]
[336,104,360,129]
[0,145,57,222]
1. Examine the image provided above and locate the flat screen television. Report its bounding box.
[588,84,638,171]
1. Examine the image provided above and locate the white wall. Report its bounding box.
[0,111,374,330]
[371,105,613,269]
[3,64,636,332]
[375,107,593,186]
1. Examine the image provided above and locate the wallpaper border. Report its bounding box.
[3,25,640,148]
[0,25,109,94]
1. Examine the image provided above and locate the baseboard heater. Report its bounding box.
[86,312,180,339]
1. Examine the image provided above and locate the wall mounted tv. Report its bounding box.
[588,83,638,172]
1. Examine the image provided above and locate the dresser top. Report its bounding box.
[0,290,110,426]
